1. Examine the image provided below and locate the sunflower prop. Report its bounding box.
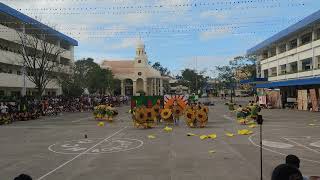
[185,108,196,128]
[135,108,147,125]
[161,108,173,123]
[145,108,156,128]
[196,110,208,128]
[173,105,184,118]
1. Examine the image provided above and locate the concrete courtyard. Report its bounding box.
[0,99,319,180]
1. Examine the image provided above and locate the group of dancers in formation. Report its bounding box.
[229,101,261,124]
[131,101,209,129]
[93,104,118,121]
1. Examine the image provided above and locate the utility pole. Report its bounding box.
[195,56,198,94]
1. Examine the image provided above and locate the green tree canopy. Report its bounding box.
[180,68,208,94]
[152,62,170,76]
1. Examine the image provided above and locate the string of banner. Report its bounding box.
[15,3,305,15]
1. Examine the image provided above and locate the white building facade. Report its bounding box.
[101,41,164,96]
[0,3,78,97]
[247,10,320,109]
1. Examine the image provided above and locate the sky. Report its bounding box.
[3,0,320,77]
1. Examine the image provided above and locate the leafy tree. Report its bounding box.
[74,58,100,89]
[230,56,256,80]
[152,62,171,76]
[215,65,237,102]
[87,68,114,94]
[180,68,208,94]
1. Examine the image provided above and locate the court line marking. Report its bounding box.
[248,133,320,165]
[71,116,92,123]
[282,137,320,154]
[37,126,128,180]
[48,138,143,155]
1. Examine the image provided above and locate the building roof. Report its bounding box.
[102,60,134,74]
[0,3,78,46]
[247,9,320,55]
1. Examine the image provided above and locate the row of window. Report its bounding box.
[262,57,320,78]
[261,29,320,59]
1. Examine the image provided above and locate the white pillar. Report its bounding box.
[133,80,136,96]
[143,79,147,95]
[153,78,156,95]
[160,78,163,95]
[121,80,125,96]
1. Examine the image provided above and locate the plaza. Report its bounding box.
[1,99,319,180]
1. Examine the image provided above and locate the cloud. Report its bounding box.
[200,11,229,20]
[199,29,232,41]
[110,37,141,50]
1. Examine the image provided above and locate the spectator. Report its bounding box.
[285,154,309,180]
[14,174,32,180]
[271,163,303,180]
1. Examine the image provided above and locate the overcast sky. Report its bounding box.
[3,0,320,76]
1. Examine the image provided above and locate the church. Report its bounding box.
[101,41,164,96]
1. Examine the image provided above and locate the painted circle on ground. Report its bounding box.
[48,138,143,154]
[262,140,294,149]
[310,141,320,148]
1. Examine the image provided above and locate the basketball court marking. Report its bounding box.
[262,140,294,149]
[37,126,128,180]
[310,141,320,148]
[248,133,320,165]
[48,138,144,155]
[282,137,320,154]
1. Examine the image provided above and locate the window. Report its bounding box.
[279,64,286,75]
[288,62,298,74]
[263,69,268,78]
[0,90,4,97]
[17,71,21,75]
[315,29,320,40]
[316,56,320,69]
[8,69,12,74]
[279,44,286,53]
[270,47,276,57]
[300,58,312,71]
[270,67,277,77]
[138,60,141,63]
[289,39,297,49]
[138,72,142,76]
[262,51,268,60]
[300,33,312,45]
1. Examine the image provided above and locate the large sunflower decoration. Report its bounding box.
[152,104,161,121]
[145,108,156,128]
[134,107,148,128]
[196,110,208,128]
[173,105,184,118]
[185,108,196,127]
[161,108,172,123]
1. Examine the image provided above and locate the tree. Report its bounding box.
[152,62,171,76]
[87,68,114,95]
[215,65,237,102]
[180,68,208,94]
[230,55,256,80]
[17,29,65,97]
[74,58,100,89]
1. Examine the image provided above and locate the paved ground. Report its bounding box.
[1,98,319,180]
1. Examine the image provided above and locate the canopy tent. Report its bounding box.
[256,77,320,88]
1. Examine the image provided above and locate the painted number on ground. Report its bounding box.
[48,138,143,154]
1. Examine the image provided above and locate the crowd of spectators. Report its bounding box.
[0,95,129,125]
